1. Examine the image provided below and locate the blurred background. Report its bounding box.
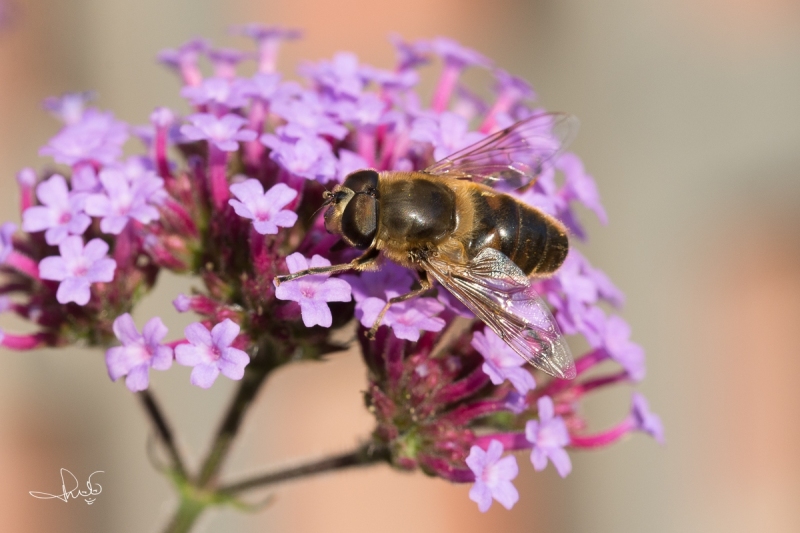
[1,0,799,531]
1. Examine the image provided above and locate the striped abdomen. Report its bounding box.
[464,189,568,275]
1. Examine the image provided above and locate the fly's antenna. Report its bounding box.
[309,190,334,220]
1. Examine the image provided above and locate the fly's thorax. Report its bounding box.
[377,173,458,248]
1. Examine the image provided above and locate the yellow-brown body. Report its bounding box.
[367,171,568,276]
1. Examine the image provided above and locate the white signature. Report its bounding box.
[29,468,104,505]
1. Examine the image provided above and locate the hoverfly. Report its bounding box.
[275,112,579,379]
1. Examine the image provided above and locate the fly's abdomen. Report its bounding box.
[465,190,568,276]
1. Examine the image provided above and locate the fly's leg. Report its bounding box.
[366,270,432,339]
[274,247,379,286]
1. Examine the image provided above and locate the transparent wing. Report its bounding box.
[423,112,579,189]
[424,248,576,379]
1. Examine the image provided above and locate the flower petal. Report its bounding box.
[83,238,110,262]
[263,182,297,208]
[22,206,55,233]
[87,258,117,283]
[38,256,69,281]
[142,316,169,346]
[105,346,130,381]
[229,178,264,201]
[491,479,519,510]
[469,481,492,513]
[314,278,351,302]
[270,210,298,228]
[299,299,332,327]
[112,313,141,345]
[285,252,309,274]
[211,318,240,348]
[56,277,91,305]
[175,344,202,366]
[36,175,69,208]
[151,346,174,371]
[229,199,255,220]
[190,363,220,389]
[184,322,212,347]
[125,364,150,392]
[219,347,249,380]
[548,447,572,477]
[58,236,85,261]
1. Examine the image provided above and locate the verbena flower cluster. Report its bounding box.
[0,26,662,512]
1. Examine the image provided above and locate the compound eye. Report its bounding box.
[341,193,379,249]
[334,190,349,203]
[343,169,379,195]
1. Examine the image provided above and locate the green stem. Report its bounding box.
[138,389,187,479]
[196,339,278,487]
[220,443,390,495]
[161,496,206,533]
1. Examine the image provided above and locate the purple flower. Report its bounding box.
[269,90,348,139]
[410,112,485,161]
[553,251,598,306]
[38,236,117,305]
[261,133,337,183]
[157,38,209,68]
[157,38,209,86]
[274,253,351,328]
[630,393,664,443]
[493,68,536,102]
[233,24,302,43]
[330,93,386,127]
[241,73,282,102]
[471,329,536,395]
[85,168,162,234]
[22,174,91,245]
[0,222,15,264]
[345,263,445,341]
[515,170,565,217]
[105,314,173,392]
[39,109,129,166]
[180,77,250,109]
[525,396,572,477]
[71,166,101,193]
[436,287,474,318]
[600,315,645,381]
[175,319,250,389]
[558,153,607,224]
[342,262,414,301]
[359,297,445,342]
[429,37,492,69]
[151,107,176,128]
[180,113,257,151]
[503,390,528,415]
[363,65,419,92]
[389,34,430,71]
[207,48,252,79]
[17,167,37,188]
[173,294,191,312]
[466,440,519,512]
[588,264,625,307]
[228,180,298,235]
[42,91,96,125]
[336,149,369,183]
[231,24,301,73]
[302,52,366,98]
